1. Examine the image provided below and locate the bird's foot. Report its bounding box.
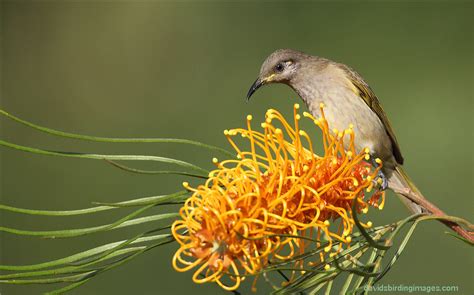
[373,170,388,191]
[369,158,388,190]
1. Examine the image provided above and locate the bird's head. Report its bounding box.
[247,49,310,100]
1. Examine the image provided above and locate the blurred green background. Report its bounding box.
[1,1,472,294]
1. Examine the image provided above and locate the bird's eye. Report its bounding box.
[275,63,284,72]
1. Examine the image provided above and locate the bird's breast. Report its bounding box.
[292,77,394,164]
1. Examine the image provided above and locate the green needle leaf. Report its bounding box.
[0,271,98,284]
[104,159,208,179]
[352,198,390,250]
[0,139,209,176]
[0,233,171,271]
[46,238,175,293]
[0,204,177,238]
[0,191,188,216]
[445,231,474,246]
[0,108,234,158]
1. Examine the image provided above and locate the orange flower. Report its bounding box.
[172,104,384,291]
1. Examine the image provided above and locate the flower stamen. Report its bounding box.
[172,105,385,291]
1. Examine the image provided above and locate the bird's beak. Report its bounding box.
[246,78,264,101]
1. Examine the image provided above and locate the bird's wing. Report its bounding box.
[341,64,404,165]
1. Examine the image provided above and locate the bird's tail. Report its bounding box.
[388,165,474,243]
[387,165,427,214]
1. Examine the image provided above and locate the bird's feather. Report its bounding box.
[340,64,404,165]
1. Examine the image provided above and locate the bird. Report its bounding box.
[245,49,472,241]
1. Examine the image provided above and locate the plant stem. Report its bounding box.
[402,193,473,244]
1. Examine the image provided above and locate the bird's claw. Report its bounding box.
[373,170,388,191]
[369,158,387,191]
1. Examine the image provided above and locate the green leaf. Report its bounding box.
[445,231,474,246]
[0,247,144,280]
[0,271,97,284]
[0,203,178,238]
[0,108,234,158]
[0,139,209,176]
[45,279,90,295]
[0,230,174,281]
[0,191,188,216]
[373,221,418,284]
[46,237,175,293]
[104,160,208,179]
[0,233,171,271]
[351,198,390,250]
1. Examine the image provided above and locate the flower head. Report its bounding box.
[172,104,384,291]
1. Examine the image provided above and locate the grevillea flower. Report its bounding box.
[171,104,385,291]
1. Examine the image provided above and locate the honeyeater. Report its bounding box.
[246,49,472,241]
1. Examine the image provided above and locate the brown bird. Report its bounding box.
[246,49,472,241]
